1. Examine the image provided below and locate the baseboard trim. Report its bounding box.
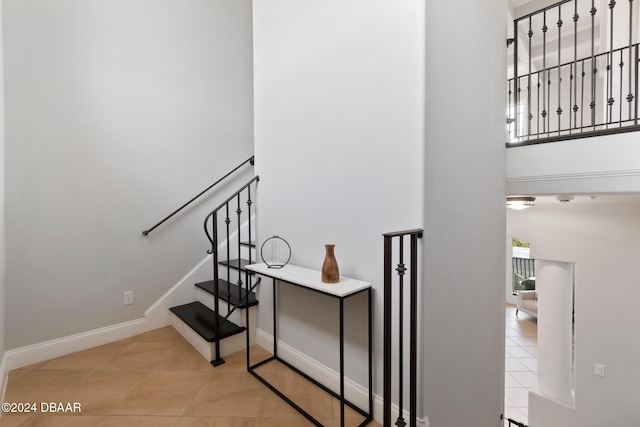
[255,328,429,427]
[144,254,211,331]
[2,318,146,372]
[0,318,147,420]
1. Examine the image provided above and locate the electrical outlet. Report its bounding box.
[124,291,133,306]
[594,363,606,377]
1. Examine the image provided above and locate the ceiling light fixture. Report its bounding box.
[506,196,535,210]
[556,195,574,203]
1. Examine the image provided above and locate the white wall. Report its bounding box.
[507,129,640,196]
[422,1,507,426]
[254,1,507,425]
[253,0,425,418]
[508,196,640,426]
[0,0,5,359]
[3,0,254,349]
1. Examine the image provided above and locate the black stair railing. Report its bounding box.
[504,416,529,427]
[383,229,423,427]
[142,156,254,235]
[508,0,639,145]
[204,175,259,366]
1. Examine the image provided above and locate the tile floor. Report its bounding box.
[504,304,538,426]
[0,327,379,427]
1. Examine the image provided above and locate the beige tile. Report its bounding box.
[40,341,131,371]
[15,415,105,427]
[0,414,32,426]
[137,327,187,344]
[185,371,265,417]
[331,398,366,419]
[110,335,141,346]
[96,415,179,427]
[4,370,90,403]
[6,369,35,385]
[223,345,273,371]
[176,417,256,427]
[19,361,48,370]
[258,389,304,418]
[261,369,333,421]
[254,417,326,427]
[504,305,537,423]
[54,371,150,414]
[505,329,523,337]
[330,398,379,427]
[1,335,377,427]
[109,371,208,416]
[331,416,379,427]
[155,344,215,374]
[94,341,176,372]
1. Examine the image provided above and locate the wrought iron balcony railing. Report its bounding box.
[507,0,640,146]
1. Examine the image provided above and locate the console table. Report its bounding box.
[245,263,373,427]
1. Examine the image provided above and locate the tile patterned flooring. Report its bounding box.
[0,308,536,427]
[504,304,538,426]
[0,327,379,427]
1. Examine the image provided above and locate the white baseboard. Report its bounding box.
[145,255,212,331]
[2,318,146,372]
[0,317,147,413]
[255,328,429,427]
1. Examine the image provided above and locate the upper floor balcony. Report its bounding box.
[507,0,640,146]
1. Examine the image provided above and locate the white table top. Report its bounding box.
[246,263,371,297]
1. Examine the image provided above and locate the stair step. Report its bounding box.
[195,279,258,309]
[169,302,245,343]
[219,258,255,273]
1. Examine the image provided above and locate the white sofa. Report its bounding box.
[516,290,538,318]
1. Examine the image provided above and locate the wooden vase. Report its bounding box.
[322,244,340,284]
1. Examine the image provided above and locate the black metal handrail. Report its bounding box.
[508,0,639,146]
[142,156,254,235]
[504,416,529,427]
[204,174,259,365]
[383,228,423,427]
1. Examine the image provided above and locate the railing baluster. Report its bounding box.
[557,4,563,134]
[528,17,533,137]
[607,0,617,127]
[548,69,552,134]
[203,175,259,367]
[633,44,640,125]
[236,194,243,305]
[514,19,519,139]
[581,59,586,129]
[591,0,597,128]
[383,229,423,427]
[409,232,418,427]
[212,211,223,366]
[620,49,624,126]
[396,236,405,427]
[245,184,253,369]
[537,71,542,137]
[518,77,522,137]
[226,203,231,313]
[572,0,579,133]
[383,235,392,427]
[542,10,548,134]
[508,79,513,140]
[628,0,635,121]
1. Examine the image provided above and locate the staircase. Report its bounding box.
[169,176,260,366]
